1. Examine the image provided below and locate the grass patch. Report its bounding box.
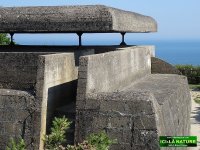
[189,84,200,90]
[194,95,200,104]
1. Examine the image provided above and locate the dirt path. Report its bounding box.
[190,90,200,150]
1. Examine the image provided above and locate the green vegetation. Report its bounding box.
[0,33,10,45]
[189,84,200,90]
[67,141,95,150]
[7,116,115,150]
[176,65,200,84]
[66,131,116,150]
[44,117,116,150]
[87,131,116,150]
[44,116,72,149]
[6,138,25,150]
[194,95,200,104]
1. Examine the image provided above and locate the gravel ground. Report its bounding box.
[190,90,200,150]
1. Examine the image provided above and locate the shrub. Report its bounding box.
[175,65,200,84]
[194,95,200,104]
[67,141,95,150]
[7,117,116,150]
[44,116,72,149]
[6,137,25,150]
[87,131,116,150]
[0,33,10,45]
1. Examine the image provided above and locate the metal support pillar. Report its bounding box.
[120,32,127,46]
[77,32,83,46]
[9,33,15,45]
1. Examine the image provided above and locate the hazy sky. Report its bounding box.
[0,0,199,45]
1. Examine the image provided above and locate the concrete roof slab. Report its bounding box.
[0,5,157,33]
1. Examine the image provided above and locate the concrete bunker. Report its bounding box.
[0,5,190,150]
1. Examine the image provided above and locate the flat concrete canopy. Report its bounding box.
[0,5,157,33]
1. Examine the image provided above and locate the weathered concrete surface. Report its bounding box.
[123,74,191,132]
[0,52,51,90]
[76,46,153,146]
[124,74,191,150]
[151,57,181,74]
[0,52,78,149]
[76,91,160,150]
[36,53,77,149]
[0,5,157,33]
[0,89,36,149]
[77,46,153,94]
[75,46,191,150]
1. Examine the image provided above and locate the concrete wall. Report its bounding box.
[0,46,95,66]
[36,53,77,149]
[76,91,160,150]
[0,53,45,90]
[122,74,191,150]
[75,47,191,150]
[78,46,152,94]
[0,52,78,149]
[0,89,36,149]
[76,46,153,141]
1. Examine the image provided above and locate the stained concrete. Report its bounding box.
[0,5,157,33]
[0,89,36,149]
[0,52,78,150]
[0,52,51,90]
[79,46,153,94]
[36,53,78,149]
[75,47,191,150]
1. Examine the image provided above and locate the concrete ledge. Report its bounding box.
[77,46,152,94]
[123,74,191,137]
[0,5,157,33]
[76,73,190,149]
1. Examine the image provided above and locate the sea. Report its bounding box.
[124,39,200,66]
[99,39,200,66]
[150,40,200,66]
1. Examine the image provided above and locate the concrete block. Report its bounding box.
[133,114,157,130]
[106,128,132,144]
[109,116,132,129]
[78,46,152,94]
[123,74,191,137]
[0,5,157,33]
[133,129,159,149]
[0,89,36,150]
[76,70,191,150]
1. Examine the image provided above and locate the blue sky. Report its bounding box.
[0,0,200,45]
